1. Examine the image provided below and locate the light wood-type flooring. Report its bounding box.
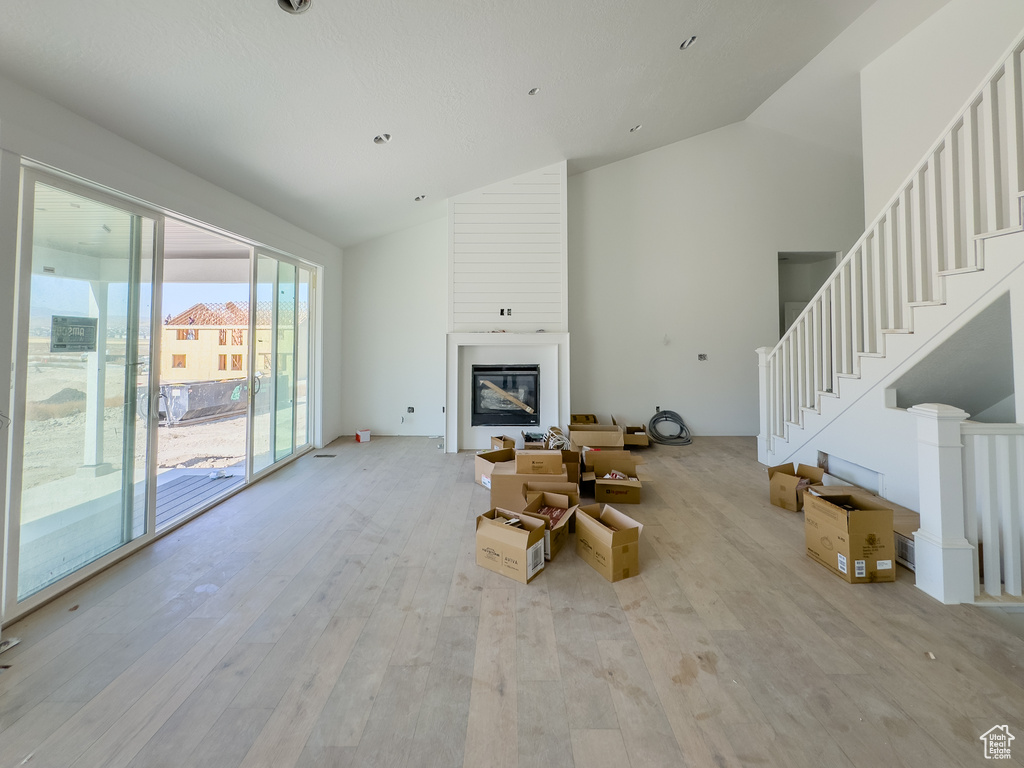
[1,436,1023,768]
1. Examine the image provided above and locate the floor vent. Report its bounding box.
[314,454,337,458]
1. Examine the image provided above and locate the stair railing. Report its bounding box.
[759,33,1024,457]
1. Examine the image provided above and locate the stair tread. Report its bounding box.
[908,300,945,307]
[881,328,913,335]
[939,265,983,276]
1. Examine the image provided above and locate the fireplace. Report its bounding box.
[471,364,540,427]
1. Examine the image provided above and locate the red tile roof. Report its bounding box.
[164,301,307,327]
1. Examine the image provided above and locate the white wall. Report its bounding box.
[0,72,345,446]
[568,121,865,435]
[340,217,447,437]
[861,0,1024,224]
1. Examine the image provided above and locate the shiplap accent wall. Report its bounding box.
[449,161,567,333]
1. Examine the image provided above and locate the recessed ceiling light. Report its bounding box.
[414,195,426,202]
[680,35,697,50]
[629,124,642,133]
[373,133,392,145]
[528,87,540,96]
[278,0,311,14]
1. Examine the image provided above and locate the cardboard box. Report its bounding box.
[568,423,624,450]
[803,489,895,583]
[559,449,581,485]
[490,435,517,450]
[588,453,643,504]
[522,430,547,448]
[474,447,516,487]
[515,449,564,475]
[612,417,650,447]
[575,504,643,582]
[490,461,568,513]
[524,481,580,508]
[475,509,546,584]
[767,463,824,511]
[521,491,578,560]
[570,413,599,425]
[356,429,371,443]
[816,485,919,571]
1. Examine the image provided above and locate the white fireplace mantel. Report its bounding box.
[445,332,570,453]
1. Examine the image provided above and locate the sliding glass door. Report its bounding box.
[8,173,156,604]
[4,167,317,619]
[250,252,313,476]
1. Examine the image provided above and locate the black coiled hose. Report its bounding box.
[648,410,692,446]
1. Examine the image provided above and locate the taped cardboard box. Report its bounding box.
[521,491,578,560]
[816,485,919,571]
[515,449,564,475]
[575,504,643,582]
[491,435,517,450]
[568,423,624,451]
[767,463,824,511]
[804,489,895,583]
[474,447,516,488]
[490,461,568,513]
[476,509,546,584]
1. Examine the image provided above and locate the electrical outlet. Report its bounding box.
[407,406,414,413]
[698,353,708,361]
[500,308,505,316]
[507,307,512,316]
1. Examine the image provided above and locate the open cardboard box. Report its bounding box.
[520,491,578,560]
[816,485,919,571]
[474,447,516,488]
[475,509,546,584]
[767,463,824,511]
[581,452,644,504]
[570,413,599,424]
[575,503,643,582]
[803,488,895,583]
[612,417,650,447]
[490,435,517,450]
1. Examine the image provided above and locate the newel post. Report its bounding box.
[756,347,771,465]
[908,403,975,604]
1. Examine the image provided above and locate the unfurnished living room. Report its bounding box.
[2,1,1024,767]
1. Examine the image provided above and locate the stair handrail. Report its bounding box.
[769,27,1024,362]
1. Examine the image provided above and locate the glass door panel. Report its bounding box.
[14,179,154,601]
[251,254,276,474]
[295,267,311,450]
[275,261,296,462]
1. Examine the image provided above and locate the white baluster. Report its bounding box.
[961,432,981,596]
[983,80,1002,236]
[962,99,981,259]
[976,435,1001,596]
[942,127,963,271]
[1005,46,1024,219]
[996,434,1022,595]
[927,149,944,297]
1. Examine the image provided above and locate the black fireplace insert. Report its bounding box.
[471,364,540,427]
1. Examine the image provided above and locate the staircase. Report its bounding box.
[758,33,1024,466]
[756,33,1024,604]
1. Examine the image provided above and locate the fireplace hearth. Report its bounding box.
[472,365,540,427]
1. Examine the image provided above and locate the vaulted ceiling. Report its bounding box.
[0,1,886,248]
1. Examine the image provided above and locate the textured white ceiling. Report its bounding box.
[0,0,879,248]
